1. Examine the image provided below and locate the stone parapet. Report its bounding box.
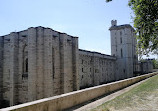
[1,72,157,111]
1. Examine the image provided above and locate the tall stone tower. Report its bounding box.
[109,20,138,80]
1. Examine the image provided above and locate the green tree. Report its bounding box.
[106,0,158,56]
[152,59,158,69]
[106,0,112,2]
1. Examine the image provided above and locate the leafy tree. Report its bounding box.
[106,0,112,2]
[106,0,158,56]
[152,59,158,69]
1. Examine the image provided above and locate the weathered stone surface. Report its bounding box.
[79,49,116,89]
[109,20,138,80]
[0,21,153,108]
[9,32,19,106]
[0,27,79,107]
[1,72,157,111]
[0,36,4,107]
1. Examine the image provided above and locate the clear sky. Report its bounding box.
[1,0,156,59]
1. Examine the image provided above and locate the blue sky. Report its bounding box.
[1,0,155,59]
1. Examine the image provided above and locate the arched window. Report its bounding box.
[22,45,28,78]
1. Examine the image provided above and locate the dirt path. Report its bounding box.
[71,78,149,111]
[92,75,158,111]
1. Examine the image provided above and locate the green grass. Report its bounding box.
[91,75,158,111]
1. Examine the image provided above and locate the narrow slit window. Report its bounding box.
[120,31,122,44]
[52,48,55,79]
[121,49,123,58]
[25,58,28,73]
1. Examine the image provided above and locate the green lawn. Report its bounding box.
[92,75,158,111]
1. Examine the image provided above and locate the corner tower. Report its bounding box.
[109,20,138,80]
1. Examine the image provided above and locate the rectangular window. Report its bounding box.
[82,59,84,64]
[82,68,84,72]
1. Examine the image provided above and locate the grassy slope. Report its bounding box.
[92,75,158,111]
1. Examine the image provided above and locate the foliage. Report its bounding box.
[152,59,158,69]
[129,0,158,56]
[106,0,158,56]
[106,0,112,2]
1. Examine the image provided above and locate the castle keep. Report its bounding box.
[0,20,152,107]
[110,20,138,80]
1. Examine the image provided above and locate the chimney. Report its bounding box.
[111,20,117,26]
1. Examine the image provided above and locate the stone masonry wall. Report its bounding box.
[0,36,4,107]
[79,49,116,89]
[2,34,11,107]
[110,21,138,80]
[0,27,79,107]
[18,30,28,104]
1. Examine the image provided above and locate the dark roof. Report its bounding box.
[79,49,116,58]
[109,24,135,31]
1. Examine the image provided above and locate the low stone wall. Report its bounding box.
[1,72,157,111]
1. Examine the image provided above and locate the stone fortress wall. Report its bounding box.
[0,27,79,107]
[79,49,116,89]
[138,59,153,74]
[0,20,153,108]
